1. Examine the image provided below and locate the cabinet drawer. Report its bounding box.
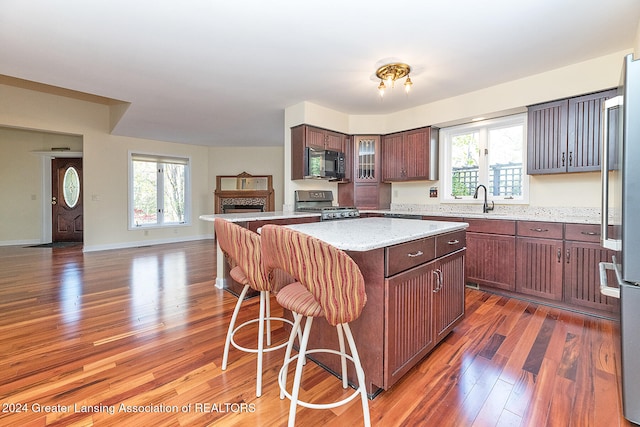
[385,237,436,277]
[564,223,601,243]
[435,230,466,258]
[465,218,516,235]
[517,221,563,239]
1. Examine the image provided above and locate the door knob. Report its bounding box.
[51,196,57,205]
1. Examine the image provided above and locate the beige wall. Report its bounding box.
[0,128,82,244]
[208,146,285,213]
[285,49,632,209]
[0,86,209,248]
[0,82,286,249]
[2,44,638,248]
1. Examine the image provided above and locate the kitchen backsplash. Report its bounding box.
[390,203,602,223]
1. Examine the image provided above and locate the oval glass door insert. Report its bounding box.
[63,166,80,208]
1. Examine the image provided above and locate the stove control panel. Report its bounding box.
[320,208,360,221]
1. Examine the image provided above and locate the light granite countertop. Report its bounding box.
[283,217,467,252]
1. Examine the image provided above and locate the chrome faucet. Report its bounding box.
[473,184,495,213]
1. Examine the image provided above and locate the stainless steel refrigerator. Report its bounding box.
[600,52,640,425]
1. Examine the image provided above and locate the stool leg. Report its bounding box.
[256,290,267,397]
[280,312,303,400]
[222,284,250,370]
[265,291,272,346]
[342,323,371,427]
[288,316,314,427]
[336,324,348,389]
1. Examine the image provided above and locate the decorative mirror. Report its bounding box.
[214,172,274,214]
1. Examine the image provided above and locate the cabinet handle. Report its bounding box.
[447,239,460,245]
[562,152,566,167]
[569,151,573,166]
[566,249,570,264]
[557,248,562,263]
[581,231,600,236]
[433,269,442,293]
[530,228,549,233]
[407,250,424,258]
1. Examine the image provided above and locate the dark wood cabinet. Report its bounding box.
[381,127,438,182]
[465,219,516,291]
[385,258,435,388]
[303,125,345,151]
[339,135,391,209]
[290,124,348,180]
[564,223,619,313]
[384,230,465,389]
[515,221,564,301]
[515,237,564,301]
[527,89,617,175]
[527,99,568,174]
[433,250,465,342]
[567,89,617,172]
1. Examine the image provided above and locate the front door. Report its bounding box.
[52,158,83,242]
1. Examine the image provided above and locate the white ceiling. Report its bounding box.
[1,0,639,147]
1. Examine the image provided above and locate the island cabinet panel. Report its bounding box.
[384,259,435,388]
[434,250,465,342]
[383,232,466,389]
[465,219,516,291]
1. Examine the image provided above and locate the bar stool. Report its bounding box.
[261,224,371,427]
[214,218,295,397]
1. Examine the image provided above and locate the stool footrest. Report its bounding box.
[229,316,295,354]
[278,348,363,410]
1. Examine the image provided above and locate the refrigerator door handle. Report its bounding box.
[601,96,623,250]
[599,261,621,299]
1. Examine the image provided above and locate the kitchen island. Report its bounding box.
[201,213,468,395]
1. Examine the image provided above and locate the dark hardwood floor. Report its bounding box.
[0,241,633,426]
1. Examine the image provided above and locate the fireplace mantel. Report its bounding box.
[214,172,274,214]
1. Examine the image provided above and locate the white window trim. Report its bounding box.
[128,151,192,230]
[440,114,529,205]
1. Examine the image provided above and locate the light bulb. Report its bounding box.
[404,76,413,94]
[378,80,386,97]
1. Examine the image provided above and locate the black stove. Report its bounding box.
[294,190,360,221]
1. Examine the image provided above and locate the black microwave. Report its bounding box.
[305,147,345,179]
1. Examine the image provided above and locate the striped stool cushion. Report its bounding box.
[276,282,324,318]
[229,266,248,285]
[261,225,366,326]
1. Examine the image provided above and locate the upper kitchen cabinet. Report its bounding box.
[338,135,391,209]
[291,124,349,180]
[302,125,346,151]
[381,127,439,182]
[527,89,617,174]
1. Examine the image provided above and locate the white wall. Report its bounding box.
[285,49,632,209]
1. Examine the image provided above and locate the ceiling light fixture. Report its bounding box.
[376,62,412,98]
